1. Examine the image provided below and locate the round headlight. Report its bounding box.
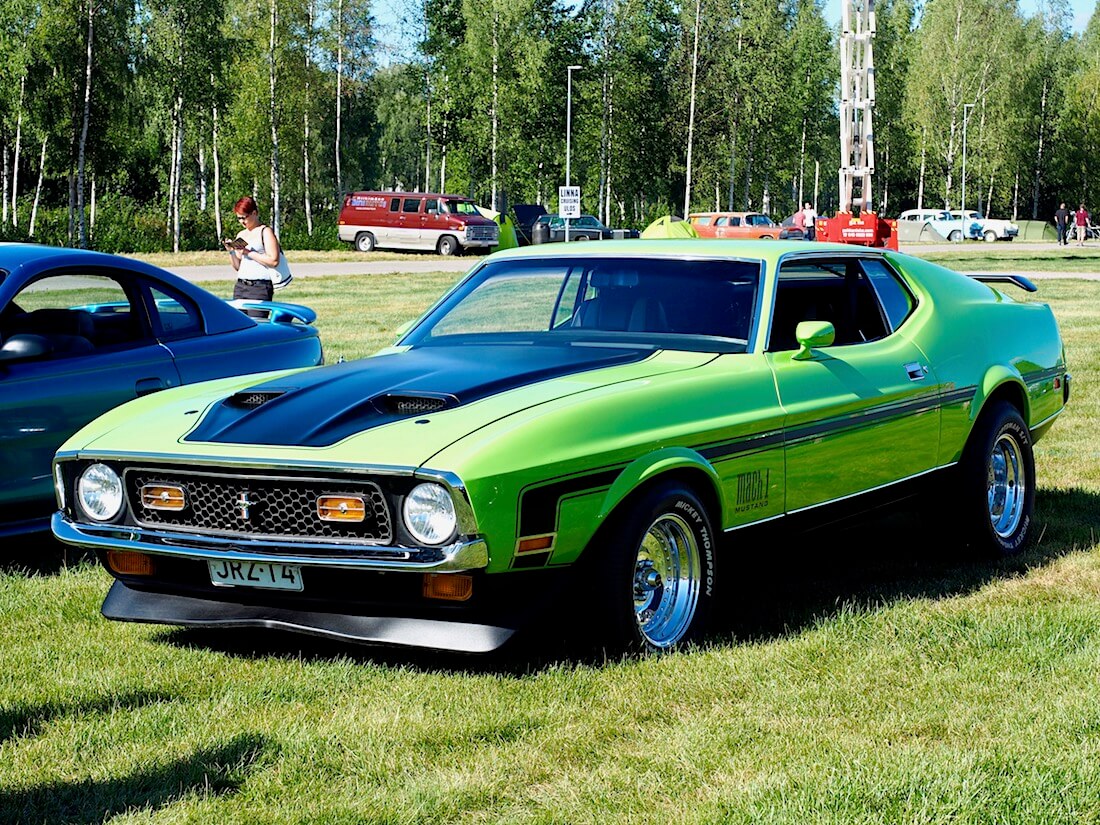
[78,463,124,522]
[403,483,457,545]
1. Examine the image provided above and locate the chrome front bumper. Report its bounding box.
[51,513,489,573]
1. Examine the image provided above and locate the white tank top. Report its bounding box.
[237,225,274,281]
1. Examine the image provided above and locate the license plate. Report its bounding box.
[208,559,303,591]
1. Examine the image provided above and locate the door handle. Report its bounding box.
[904,362,929,381]
[135,377,166,396]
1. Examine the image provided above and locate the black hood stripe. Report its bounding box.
[185,343,653,448]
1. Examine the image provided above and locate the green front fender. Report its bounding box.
[597,447,722,526]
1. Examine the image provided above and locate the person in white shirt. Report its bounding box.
[801,202,817,241]
[225,196,283,302]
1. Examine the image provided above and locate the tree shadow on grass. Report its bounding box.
[0,690,174,746]
[0,733,267,824]
[153,488,1100,675]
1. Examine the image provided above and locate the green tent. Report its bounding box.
[641,215,699,239]
[476,206,519,250]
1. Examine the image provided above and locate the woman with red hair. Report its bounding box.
[224,196,284,301]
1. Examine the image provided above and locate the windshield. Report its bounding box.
[747,214,775,226]
[442,200,479,214]
[401,256,761,354]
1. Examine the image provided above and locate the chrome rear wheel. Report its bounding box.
[988,431,1027,539]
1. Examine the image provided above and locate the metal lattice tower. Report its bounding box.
[838,0,876,214]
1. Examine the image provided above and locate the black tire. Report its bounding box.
[983,230,998,243]
[355,232,376,253]
[437,235,459,256]
[948,230,963,242]
[594,482,717,654]
[956,401,1035,555]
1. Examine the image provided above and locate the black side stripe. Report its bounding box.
[1024,366,1063,385]
[518,469,623,536]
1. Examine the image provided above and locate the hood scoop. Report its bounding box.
[374,393,457,417]
[226,390,287,409]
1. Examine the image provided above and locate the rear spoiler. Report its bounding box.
[228,300,317,324]
[968,273,1037,293]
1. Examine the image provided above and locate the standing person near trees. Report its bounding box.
[1054,202,1070,245]
[801,202,817,241]
[224,196,287,302]
[1074,203,1090,246]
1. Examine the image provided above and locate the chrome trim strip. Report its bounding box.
[785,462,959,517]
[723,462,959,532]
[1029,407,1064,434]
[56,450,419,477]
[51,513,489,572]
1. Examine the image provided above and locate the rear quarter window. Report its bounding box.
[862,259,915,332]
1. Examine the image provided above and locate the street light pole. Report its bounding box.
[565,65,581,243]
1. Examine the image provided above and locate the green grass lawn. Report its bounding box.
[914,245,1100,273]
[2,277,1099,823]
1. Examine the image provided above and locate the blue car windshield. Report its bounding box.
[402,256,762,354]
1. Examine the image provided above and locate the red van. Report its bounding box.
[338,191,500,255]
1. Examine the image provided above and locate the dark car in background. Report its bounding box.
[511,204,549,246]
[0,244,323,538]
[532,214,640,243]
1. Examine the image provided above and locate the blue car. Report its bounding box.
[0,244,323,538]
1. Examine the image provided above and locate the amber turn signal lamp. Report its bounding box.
[516,535,553,554]
[106,550,155,576]
[317,495,366,522]
[141,484,186,511]
[423,573,473,602]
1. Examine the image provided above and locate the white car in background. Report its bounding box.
[950,210,1019,243]
[898,209,982,242]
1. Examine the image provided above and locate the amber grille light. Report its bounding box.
[141,484,186,511]
[317,495,366,522]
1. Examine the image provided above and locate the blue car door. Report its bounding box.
[0,270,179,528]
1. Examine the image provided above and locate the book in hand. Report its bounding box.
[223,237,248,249]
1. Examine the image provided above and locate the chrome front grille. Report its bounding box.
[466,225,499,242]
[125,468,392,544]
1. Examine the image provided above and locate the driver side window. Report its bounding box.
[0,273,147,361]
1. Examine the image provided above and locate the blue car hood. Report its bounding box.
[184,343,652,448]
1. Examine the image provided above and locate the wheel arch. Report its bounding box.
[597,448,722,533]
[971,368,1029,428]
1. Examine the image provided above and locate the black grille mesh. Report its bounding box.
[126,469,391,543]
[386,395,447,415]
[228,391,284,409]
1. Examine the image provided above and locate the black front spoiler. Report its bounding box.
[103,581,516,653]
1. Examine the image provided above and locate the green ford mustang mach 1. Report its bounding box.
[52,240,1069,654]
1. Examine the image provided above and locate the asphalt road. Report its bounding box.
[162,243,1100,284]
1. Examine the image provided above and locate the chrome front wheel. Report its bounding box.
[633,513,701,649]
[594,482,716,654]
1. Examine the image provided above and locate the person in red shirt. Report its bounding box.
[1075,203,1090,246]
[792,208,805,235]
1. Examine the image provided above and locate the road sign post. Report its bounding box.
[559,186,581,242]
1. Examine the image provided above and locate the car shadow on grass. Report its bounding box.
[152,488,1099,675]
[722,486,1100,645]
[0,733,267,824]
[0,690,175,746]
